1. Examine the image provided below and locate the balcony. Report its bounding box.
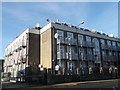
[101,45,118,51]
[57,52,78,60]
[57,37,77,45]
[110,46,117,51]
[14,59,18,64]
[79,54,95,61]
[66,38,77,45]
[21,57,26,63]
[22,43,27,48]
[87,54,95,60]
[101,45,110,50]
[57,37,67,44]
[69,53,78,60]
[107,56,113,61]
[78,41,95,48]
[103,55,107,61]
[86,41,95,48]
[116,46,120,51]
[103,55,118,62]
[57,52,66,59]
[112,56,118,61]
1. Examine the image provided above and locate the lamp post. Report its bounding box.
[77,21,85,75]
[77,21,85,27]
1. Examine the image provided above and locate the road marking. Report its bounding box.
[51,79,119,87]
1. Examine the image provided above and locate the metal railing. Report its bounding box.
[102,56,114,61]
[78,41,95,48]
[101,45,117,51]
[110,46,116,51]
[69,53,78,60]
[66,38,77,45]
[57,52,78,60]
[57,52,66,59]
[57,37,77,45]
[117,46,120,51]
[79,54,95,61]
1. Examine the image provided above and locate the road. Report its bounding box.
[2,79,120,90]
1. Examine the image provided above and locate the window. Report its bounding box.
[78,34,83,41]
[117,42,120,47]
[57,30,64,42]
[107,40,111,46]
[78,34,83,44]
[57,30,64,38]
[86,36,91,42]
[67,32,73,39]
[100,39,105,46]
[112,41,116,46]
[93,38,100,55]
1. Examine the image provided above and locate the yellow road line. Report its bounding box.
[52,79,119,87]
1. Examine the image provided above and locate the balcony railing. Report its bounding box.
[101,45,117,51]
[21,57,26,63]
[101,45,110,50]
[78,41,95,48]
[86,41,95,48]
[116,46,120,51]
[68,53,78,60]
[22,43,27,48]
[57,52,78,60]
[57,52,66,59]
[57,37,77,45]
[79,54,95,61]
[110,46,116,51]
[112,56,118,61]
[103,55,118,61]
[57,38,67,44]
[66,38,77,45]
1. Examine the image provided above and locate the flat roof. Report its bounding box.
[40,22,120,42]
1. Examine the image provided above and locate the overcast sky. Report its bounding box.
[1,2,118,58]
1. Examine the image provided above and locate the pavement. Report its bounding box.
[1,79,120,90]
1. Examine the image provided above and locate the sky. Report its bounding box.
[1,2,118,59]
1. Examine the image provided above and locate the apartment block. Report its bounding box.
[3,21,120,83]
[40,22,120,76]
[4,28,40,80]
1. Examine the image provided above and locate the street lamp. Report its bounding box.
[76,21,85,75]
[77,21,85,27]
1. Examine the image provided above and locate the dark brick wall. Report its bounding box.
[28,33,40,66]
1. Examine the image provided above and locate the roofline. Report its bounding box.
[40,22,120,42]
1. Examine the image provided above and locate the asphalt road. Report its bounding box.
[2,79,120,90]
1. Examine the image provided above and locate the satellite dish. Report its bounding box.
[100,31,103,34]
[56,19,59,23]
[35,23,40,27]
[46,18,51,23]
[55,65,59,71]
[54,33,58,39]
[108,34,114,37]
[91,29,96,33]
